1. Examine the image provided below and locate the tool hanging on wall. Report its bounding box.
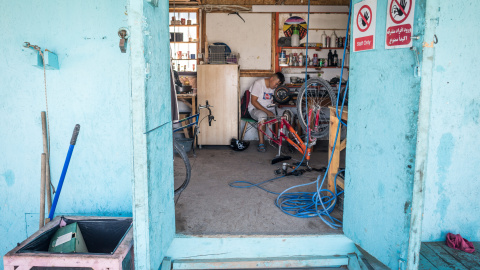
[23,43,57,225]
[228,12,245,23]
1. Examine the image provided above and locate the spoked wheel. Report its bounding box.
[173,139,191,196]
[296,78,336,138]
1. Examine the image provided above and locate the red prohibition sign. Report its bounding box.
[390,0,412,24]
[356,5,372,33]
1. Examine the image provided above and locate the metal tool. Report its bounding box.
[228,12,245,23]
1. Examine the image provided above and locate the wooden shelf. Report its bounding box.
[170,42,198,44]
[172,59,197,61]
[280,66,349,70]
[316,66,349,69]
[169,24,199,27]
[178,71,197,76]
[279,65,319,69]
[280,46,322,50]
[279,47,349,50]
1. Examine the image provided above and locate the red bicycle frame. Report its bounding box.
[259,109,317,162]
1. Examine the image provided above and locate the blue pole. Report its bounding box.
[48,124,80,220]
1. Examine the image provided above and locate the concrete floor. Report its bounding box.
[174,140,345,235]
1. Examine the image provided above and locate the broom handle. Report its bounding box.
[41,112,52,214]
[48,124,80,220]
[40,153,46,228]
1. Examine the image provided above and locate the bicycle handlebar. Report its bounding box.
[198,100,215,126]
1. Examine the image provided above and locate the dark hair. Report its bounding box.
[274,72,285,85]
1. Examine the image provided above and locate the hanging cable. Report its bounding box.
[230,1,352,230]
[336,2,352,127]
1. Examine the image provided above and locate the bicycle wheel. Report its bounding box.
[173,139,191,196]
[296,78,336,138]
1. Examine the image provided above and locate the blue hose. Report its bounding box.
[230,1,352,229]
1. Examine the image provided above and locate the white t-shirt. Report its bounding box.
[248,78,275,112]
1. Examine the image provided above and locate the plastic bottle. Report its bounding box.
[321,31,327,48]
[333,50,338,67]
[328,50,333,66]
[331,31,338,48]
[312,54,318,66]
[291,28,300,47]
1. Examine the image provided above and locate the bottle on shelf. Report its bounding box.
[291,26,300,47]
[298,53,304,66]
[333,50,338,67]
[328,50,333,66]
[326,36,331,47]
[321,31,327,48]
[312,54,318,66]
[331,31,338,48]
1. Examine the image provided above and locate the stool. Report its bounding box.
[240,117,258,141]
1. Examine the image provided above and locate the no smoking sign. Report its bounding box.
[353,0,377,52]
[386,0,416,49]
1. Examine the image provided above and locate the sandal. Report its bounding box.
[257,144,266,153]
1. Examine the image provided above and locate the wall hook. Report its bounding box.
[118,28,130,53]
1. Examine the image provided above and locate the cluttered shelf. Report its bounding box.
[169,24,199,27]
[279,66,349,69]
[279,47,349,50]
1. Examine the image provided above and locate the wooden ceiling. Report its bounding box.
[200,0,349,5]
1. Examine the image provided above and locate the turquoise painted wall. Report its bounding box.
[344,0,426,268]
[0,1,132,267]
[421,1,480,242]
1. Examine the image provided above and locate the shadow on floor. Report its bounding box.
[175,140,345,235]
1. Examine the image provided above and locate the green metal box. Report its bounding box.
[48,222,88,253]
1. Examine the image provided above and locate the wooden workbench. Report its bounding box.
[328,106,347,193]
[177,93,197,116]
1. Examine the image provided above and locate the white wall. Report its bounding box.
[206,13,272,70]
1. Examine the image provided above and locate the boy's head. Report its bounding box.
[269,72,285,89]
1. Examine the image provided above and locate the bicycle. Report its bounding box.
[258,107,321,169]
[296,78,337,138]
[173,101,214,196]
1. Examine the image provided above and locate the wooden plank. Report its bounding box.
[431,242,480,270]
[173,256,349,269]
[339,138,347,151]
[420,243,466,270]
[271,12,276,73]
[161,257,172,270]
[240,70,274,77]
[472,242,480,262]
[426,242,469,270]
[419,253,438,270]
[328,107,341,193]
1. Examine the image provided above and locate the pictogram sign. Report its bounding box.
[386,0,416,49]
[353,0,377,52]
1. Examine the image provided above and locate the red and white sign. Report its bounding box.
[385,0,415,49]
[353,0,376,52]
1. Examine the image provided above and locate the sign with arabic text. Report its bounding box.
[385,0,415,49]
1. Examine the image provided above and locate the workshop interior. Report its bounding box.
[1,0,479,269]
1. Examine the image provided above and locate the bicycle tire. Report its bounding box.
[173,139,191,196]
[296,78,336,138]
